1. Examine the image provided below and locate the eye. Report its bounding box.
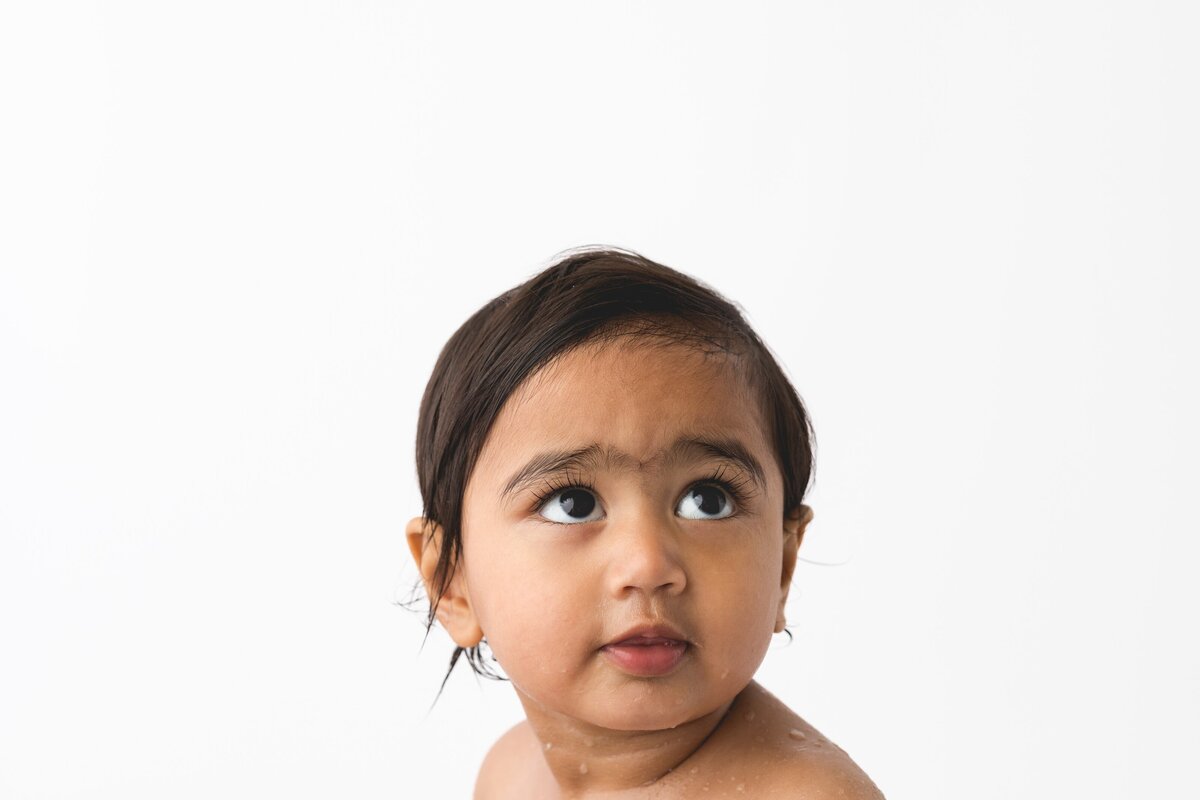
[538,486,604,525]
[677,483,736,520]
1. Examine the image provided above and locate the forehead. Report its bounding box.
[471,339,772,488]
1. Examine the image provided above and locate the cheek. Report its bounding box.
[695,548,781,662]
[469,557,591,674]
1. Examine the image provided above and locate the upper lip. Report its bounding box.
[604,622,689,647]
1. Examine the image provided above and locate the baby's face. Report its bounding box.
[459,338,794,732]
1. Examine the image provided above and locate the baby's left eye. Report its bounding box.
[677,484,736,520]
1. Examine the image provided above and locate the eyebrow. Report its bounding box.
[499,434,768,502]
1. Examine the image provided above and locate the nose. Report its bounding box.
[605,505,688,599]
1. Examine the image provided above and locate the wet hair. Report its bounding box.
[406,246,816,703]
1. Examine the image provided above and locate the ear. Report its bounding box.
[775,504,814,634]
[405,516,484,648]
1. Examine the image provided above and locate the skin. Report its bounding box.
[407,339,884,798]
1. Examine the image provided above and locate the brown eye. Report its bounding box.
[538,487,602,524]
[677,484,735,520]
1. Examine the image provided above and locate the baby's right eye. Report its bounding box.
[538,487,604,525]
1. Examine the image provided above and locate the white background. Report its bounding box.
[2,2,1197,798]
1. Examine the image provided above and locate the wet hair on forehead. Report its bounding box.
[514,317,758,415]
[402,246,816,705]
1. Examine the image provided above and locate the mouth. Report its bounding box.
[605,623,689,647]
[601,624,691,677]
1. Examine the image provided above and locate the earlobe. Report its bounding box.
[775,504,814,633]
[405,516,485,648]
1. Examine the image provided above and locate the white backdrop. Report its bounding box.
[2,2,1197,798]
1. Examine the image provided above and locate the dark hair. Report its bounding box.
[406,246,816,703]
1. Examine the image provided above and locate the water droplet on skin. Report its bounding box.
[736,784,745,792]
[690,768,699,775]
[579,763,588,775]
[544,742,553,750]
[788,729,806,741]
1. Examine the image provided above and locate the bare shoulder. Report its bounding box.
[763,745,886,799]
[730,682,886,799]
[474,719,547,800]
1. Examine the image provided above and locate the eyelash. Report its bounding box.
[527,465,756,520]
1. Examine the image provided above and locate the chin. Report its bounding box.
[584,695,713,733]
[596,712,693,732]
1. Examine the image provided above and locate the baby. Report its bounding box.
[405,248,885,798]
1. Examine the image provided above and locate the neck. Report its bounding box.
[515,683,746,796]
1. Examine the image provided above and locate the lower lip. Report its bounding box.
[601,640,688,676]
